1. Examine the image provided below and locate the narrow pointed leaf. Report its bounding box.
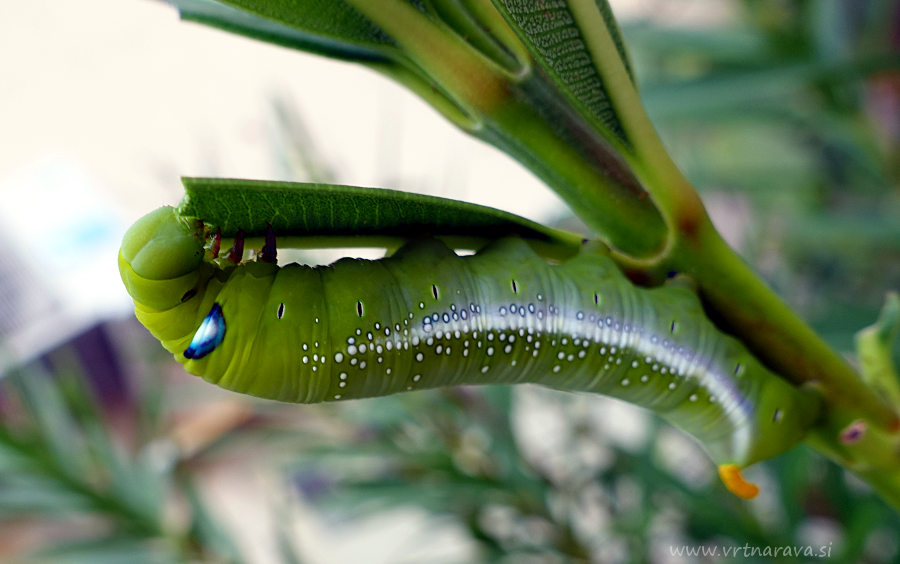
[168,0,397,62]
[177,177,584,259]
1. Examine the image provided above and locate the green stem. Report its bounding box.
[663,198,900,508]
[669,220,898,431]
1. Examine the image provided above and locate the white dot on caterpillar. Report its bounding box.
[339,372,347,380]
[436,345,443,354]
[621,378,630,386]
[376,345,383,354]
[411,336,420,346]
[385,341,393,351]
[366,332,373,341]
[334,394,342,399]
[350,358,358,366]
[552,365,561,373]
[668,382,677,390]
[359,361,367,369]
[312,354,318,362]
[487,346,494,356]
[312,366,317,372]
[567,354,574,361]
[356,329,362,335]
[339,381,346,388]
[481,365,490,373]
[640,375,649,383]
[577,350,586,359]
[377,356,383,363]
[689,394,698,402]
[386,368,392,374]
[426,337,434,346]
[347,345,358,355]
[413,374,421,382]
[631,360,639,368]
[415,352,424,362]
[302,356,309,364]
[418,302,425,309]
[504,344,512,354]
[709,395,716,403]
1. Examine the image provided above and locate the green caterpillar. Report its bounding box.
[119,206,820,498]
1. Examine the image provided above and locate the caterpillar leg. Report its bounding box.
[225,229,245,264]
[718,464,759,499]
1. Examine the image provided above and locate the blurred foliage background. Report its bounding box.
[2,0,899,562]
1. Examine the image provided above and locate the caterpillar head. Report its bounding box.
[118,206,206,311]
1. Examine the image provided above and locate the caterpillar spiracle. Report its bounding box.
[119,206,820,499]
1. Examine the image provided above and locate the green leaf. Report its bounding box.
[182,480,243,562]
[24,537,176,564]
[490,0,635,144]
[10,369,89,480]
[168,0,397,62]
[622,23,771,65]
[856,293,900,406]
[177,177,584,259]
[641,54,900,121]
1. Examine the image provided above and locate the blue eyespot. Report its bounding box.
[184,303,225,360]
